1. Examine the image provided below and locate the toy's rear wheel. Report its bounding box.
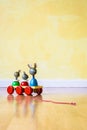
[37,88,43,95]
[7,85,14,94]
[24,86,33,95]
[16,86,23,95]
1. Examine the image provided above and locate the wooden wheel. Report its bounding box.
[7,85,14,94]
[24,86,33,95]
[37,88,43,95]
[16,86,23,95]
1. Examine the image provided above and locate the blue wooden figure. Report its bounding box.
[28,63,38,86]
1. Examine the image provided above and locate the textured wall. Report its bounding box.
[0,0,87,79]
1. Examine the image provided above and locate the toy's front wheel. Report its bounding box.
[24,86,33,95]
[16,86,23,95]
[7,85,14,94]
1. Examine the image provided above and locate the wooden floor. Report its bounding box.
[0,87,87,130]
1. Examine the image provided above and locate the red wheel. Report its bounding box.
[16,86,23,95]
[37,88,42,95]
[7,85,14,94]
[24,86,33,95]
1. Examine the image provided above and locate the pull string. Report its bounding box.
[33,96,76,106]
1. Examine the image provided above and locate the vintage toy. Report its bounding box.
[7,63,43,95]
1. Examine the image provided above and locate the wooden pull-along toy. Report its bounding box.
[7,63,43,96]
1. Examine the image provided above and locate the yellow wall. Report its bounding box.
[0,0,87,79]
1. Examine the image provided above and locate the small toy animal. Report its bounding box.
[22,71,29,80]
[14,70,21,80]
[27,63,37,78]
[27,63,38,86]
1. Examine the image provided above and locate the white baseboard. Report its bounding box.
[0,79,87,87]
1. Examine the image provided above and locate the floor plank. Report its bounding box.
[0,87,87,130]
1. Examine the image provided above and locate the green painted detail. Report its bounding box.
[12,81,20,86]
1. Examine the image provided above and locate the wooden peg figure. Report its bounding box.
[27,63,38,86]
